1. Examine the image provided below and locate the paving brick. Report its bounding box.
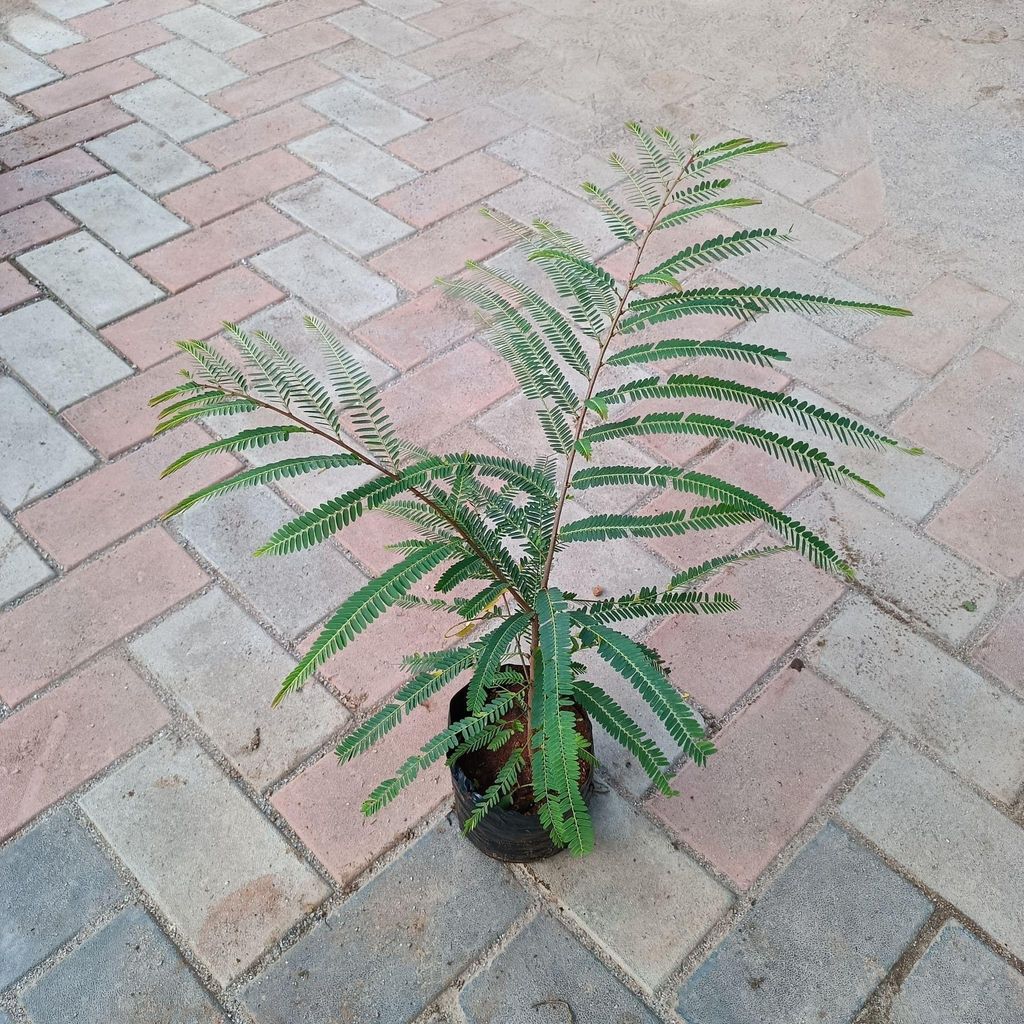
[889,921,1024,1024]
[288,125,419,198]
[0,377,94,513]
[0,299,131,411]
[0,528,206,705]
[0,651,169,841]
[138,38,247,96]
[86,123,212,196]
[47,22,174,75]
[69,0,190,38]
[0,514,52,607]
[0,262,38,312]
[102,266,284,367]
[406,25,520,78]
[492,84,611,146]
[369,0,439,18]
[840,741,1024,959]
[412,0,518,38]
[461,913,660,1024]
[254,232,396,325]
[115,79,230,142]
[488,125,621,190]
[811,161,884,235]
[792,486,998,643]
[330,5,434,55]
[678,822,931,1024]
[0,811,124,989]
[186,101,328,169]
[81,735,330,986]
[975,592,1024,696]
[316,38,431,97]
[131,588,350,787]
[158,4,263,52]
[19,58,154,118]
[209,57,338,118]
[0,42,61,95]
[22,905,225,1024]
[388,105,518,172]
[0,149,108,215]
[6,13,84,55]
[243,0,358,32]
[0,99,134,168]
[0,97,33,135]
[229,21,349,74]
[244,822,529,1021]
[0,201,76,259]
[533,789,733,988]
[305,80,424,144]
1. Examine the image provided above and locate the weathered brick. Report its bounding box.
[243,0,358,33]
[69,0,190,38]
[412,0,518,38]
[0,262,37,312]
[137,38,246,96]
[975,592,1024,695]
[0,99,133,168]
[115,79,230,142]
[49,22,175,75]
[87,123,213,195]
[304,80,424,144]
[811,161,885,234]
[405,26,520,78]
[0,150,115,215]
[229,21,350,74]
[329,5,435,55]
[158,4,262,51]
[388,105,518,172]
[0,514,52,607]
[488,125,622,190]
[0,201,75,259]
[288,125,420,198]
[315,37,431,97]
[19,58,154,118]
[210,57,339,118]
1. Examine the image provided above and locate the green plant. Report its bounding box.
[154,124,914,856]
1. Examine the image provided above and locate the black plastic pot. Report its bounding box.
[448,676,594,863]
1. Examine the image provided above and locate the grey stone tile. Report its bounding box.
[158,5,262,52]
[889,921,1024,1024]
[21,905,224,1024]
[488,126,622,190]
[0,300,131,409]
[55,174,189,256]
[253,234,397,327]
[304,81,425,144]
[130,588,350,788]
[176,486,367,637]
[289,126,420,198]
[138,39,246,97]
[16,232,163,328]
[0,43,59,96]
[840,742,1024,961]
[86,124,212,196]
[114,80,230,143]
[317,40,431,99]
[0,97,34,134]
[0,513,52,605]
[32,0,108,16]
[0,810,124,989]
[0,377,94,510]
[329,6,435,56]
[80,735,329,986]
[678,823,932,1024]
[243,822,530,1023]
[5,13,82,54]
[460,913,660,1024]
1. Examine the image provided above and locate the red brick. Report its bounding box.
[243,0,358,33]
[975,593,1024,695]
[186,102,328,171]
[18,425,240,569]
[649,666,881,888]
[228,21,351,74]
[369,206,510,292]
[0,529,207,706]
[209,58,339,119]
[0,651,169,841]
[0,262,38,312]
[133,202,301,293]
[0,100,134,169]
[0,202,76,260]
[387,105,520,172]
[0,150,107,216]
[69,0,190,38]
[101,267,284,367]
[19,59,155,119]
[48,22,174,75]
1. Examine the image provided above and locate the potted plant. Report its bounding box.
[154,124,914,860]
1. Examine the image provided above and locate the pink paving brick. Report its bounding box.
[133,203,301,293]
[649,666,881,889]
[411,0,519,38]
[209,58,340,119]
[811,161,885,235]
[242,0,358,33]
[17,425,239,569]
[353,284,477,370]
[62,355,190,457]
[975,593,1024,696]
[0,101,134,169]
[48,22,174,75]
[369,206,510,292]
[0,263,38,312]
[0,651,170,841]
[228,21,351,74]
[377,151,523,228]
[649,546,845,717]
[0,528,207,706]
[271,698,449,885]
[186,102,328,171]
[387,106,522,172]
[19,59,155,120]
[101,267,284,368]
[69,0,190,38]
[0,150,107,216]
[0,202,76,260]
[893,347,1024,470]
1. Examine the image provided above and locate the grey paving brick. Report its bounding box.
[5,13,82,55]
[243,822,530,1024]
[288,126,420,198]
[305,81,425,144]
[679,823,931,1022]
[330,6,435,56]
[889,921,1024,1024]
[273,175,412,256]
[0,513,52,605]
[138,39,246,97]
[840,742,1024,961]
[532,789,732,988]
[31,0,107,16]
[55,174,190,257]
[488,126,622,190]
[80,735,329,986]
[810,596,1024,801]
[253,233,397,327]
[114,80,230,143]
[21,905,224,1024]
[159,5,262,52]
[0,810,124,989]
[0,97,34,135]
[0,300,131,409]
[0,377,94,510]
[16,232,163,328]
[176,486,367,637]
[86,124,212,196]
[0,42,60,95]
[130,588,350,788]
[317,40,431,99]
[460,913,660,1024]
